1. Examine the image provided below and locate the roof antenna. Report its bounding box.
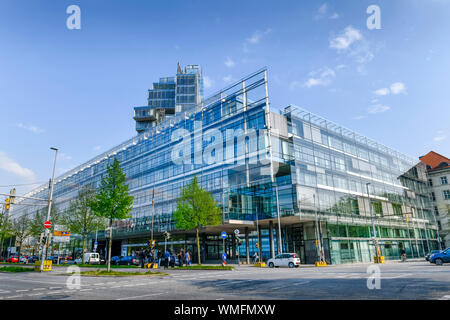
[177,62,182,74]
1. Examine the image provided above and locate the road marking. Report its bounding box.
[7,295,23,299]
[28,292,44,296]
[0,290,11,294]
[80,288,92,292]
[382,274,411,279]
[16,289,29,292]
[111,285,123,288]
[33,288,46,291]
[116,292,166,300]
[49,287,62,290]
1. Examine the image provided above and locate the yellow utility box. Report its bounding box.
[373,256,385,263]
[34,260,52,271]
[145,262,159,269]
[315,261,327,267]
[253,262,266,267]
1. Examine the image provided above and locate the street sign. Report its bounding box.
[221,231,227,239]
[44,221,52,229]
[234,229,239,235]
[222,253,227,261]
[94,241,98,246]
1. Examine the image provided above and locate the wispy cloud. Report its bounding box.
[315,3,339,20]
[93,146,101,151]
[243,28,272,52]
[224,57,235,68]
[329,26,362,50]
[374,88,390,96]
[368,104,390,114]
[390,82,407,94]
[17,123,44,134]
[374,82,407,96]
[353,115,366,120]
[203,76,214,89]
[59,153,72,161]
[433,130,447,142]
[223,75,235,84]
[0,151,35,180]
[300,67,336,88]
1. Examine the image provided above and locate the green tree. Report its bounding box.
[89,158,134,271]
[62,185,107,264]
[11,214,32,256]
[173,175,221,265]
[0,213,13,257]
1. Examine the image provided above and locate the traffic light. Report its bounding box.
[163,231,171,239]
[9,188,16,204]
[405,214,409,222]
[4,198,10,211]
[255,242,259,249]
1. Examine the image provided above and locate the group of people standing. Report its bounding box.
[136,248,192,268]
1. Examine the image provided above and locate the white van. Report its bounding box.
[75,252,100,264]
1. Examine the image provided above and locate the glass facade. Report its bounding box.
[134,64,203,133]
[12,68,438,264]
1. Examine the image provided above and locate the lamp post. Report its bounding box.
[40,147,58,272]
[366,183,380,263]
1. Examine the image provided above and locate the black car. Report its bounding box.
[425,250,441,261]
[116,256,139,266]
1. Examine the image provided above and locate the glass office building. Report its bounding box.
[12,68,439,264]
[134,63,203,133]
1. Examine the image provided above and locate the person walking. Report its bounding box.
[139,249,145,268]
[164,249,170,269]
[400,248,407,262]
[253,251,259,263]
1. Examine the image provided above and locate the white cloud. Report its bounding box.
[0,151,35,180]
[223,75,234,84]
[224,57,235,68]
[353,115,366,120]
[374,88,390,96]
[302,67,336,88]
[17,123,44,134]
[335,64,346,70]
[245,28,272,50]
[315,3,328,19]
[59,153,72,161]
[203,76,213,89]
[329,12,339,19]
[390,82,407,94]
[329,26,362,50]
[433,131,447,142]
[368,104,390,114]
[93,146,101,151]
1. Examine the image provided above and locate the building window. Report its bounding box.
[434,206,439,216]
[437,221,442,230]
[431,192,436,201]
[441,176,448,185]
[444,190,450,200]
[428,179,433,187]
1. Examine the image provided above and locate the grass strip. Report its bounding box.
[66,270,168,276]
[0,266,35,272]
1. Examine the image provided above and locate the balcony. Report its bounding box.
[133,106,156,121]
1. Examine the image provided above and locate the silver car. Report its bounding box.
[267,253,301,268]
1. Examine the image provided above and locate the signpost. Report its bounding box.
[221,231,227,262]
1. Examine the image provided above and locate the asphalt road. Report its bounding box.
[0,261,449,300]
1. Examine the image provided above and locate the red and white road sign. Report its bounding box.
[44,221,52,229]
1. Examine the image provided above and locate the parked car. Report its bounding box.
[116,255,139,266]
[19,256,29,264]
[267,253,301,268]
[425,250,441,261]
[110,256,122,264]
[430,248,450,265]
[27,256,39,264]
[7,255,19,263]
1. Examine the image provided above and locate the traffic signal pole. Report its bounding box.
[40,147,58,272]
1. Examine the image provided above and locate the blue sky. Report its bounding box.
[1,0,449,196]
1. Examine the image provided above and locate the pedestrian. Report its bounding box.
[164,249,170,269]
[400,248,406,262]
[139,249,145,268]
[253,251,259,263]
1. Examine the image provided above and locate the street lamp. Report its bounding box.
[366,182,380,263]
[40,147,58,272]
